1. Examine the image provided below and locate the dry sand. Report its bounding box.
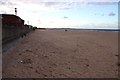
[2,29,118,78]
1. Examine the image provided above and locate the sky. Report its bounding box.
[0,0,119,29]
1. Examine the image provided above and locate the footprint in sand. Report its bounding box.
[66,67,71,70]
[115,54,119,57]
[43,55,48,58]
[35,70,40,74]
[52,63,57,66]
[18,53,22,55]
[86,64,89,67]
[29,66,33,69]
[14,75,17,77]
[117,63,120,66]
[49,66,52,68]
[50,51,55,53]
[26,49,33,52]
[49,70,52,73]
[43,74,47,77]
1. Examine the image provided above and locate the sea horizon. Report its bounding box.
[46,27,120,32]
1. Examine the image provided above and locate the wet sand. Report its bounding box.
[2,29,118,78]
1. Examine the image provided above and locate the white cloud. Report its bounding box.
[0,0,118,14]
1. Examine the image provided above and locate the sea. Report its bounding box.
[48,28,120,32]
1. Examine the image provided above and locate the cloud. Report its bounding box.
[18,0,119,3]
[0,0,17,12]
[59,7,71,10]
[94,13,104,16]
[88,2,117,5]
[0,0,16,6]
[63,16,68,19]
[42,2,72,10]
[108,12,116,16]
[0,10,7,14]
[44,2,63,6]
[0,0,118,14]
[0,1,6,5]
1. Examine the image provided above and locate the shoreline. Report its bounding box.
[46,28,120,32]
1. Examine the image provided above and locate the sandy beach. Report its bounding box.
[2,29,118,78]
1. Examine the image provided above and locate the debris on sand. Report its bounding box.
[20,58,32,64]
[65,29,68,31]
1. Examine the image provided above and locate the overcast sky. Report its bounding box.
[0,0,119,29]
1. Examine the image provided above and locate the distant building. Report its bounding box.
[37,28,46,30]
[24,24,30,28]
[24,24,33,29]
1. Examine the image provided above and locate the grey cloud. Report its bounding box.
[0,0,17,10]
[41,2,71,10]
[88,2,117,5]
[59,7,71,10]
[0,0,15,5]
[0,1,6,5]
[45,2,62,6]
[68,2,117,6]
[41,2,67,7]
[63,16,68,19]
[108,12,116,16]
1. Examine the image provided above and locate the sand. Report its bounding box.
[2,29,118,78]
